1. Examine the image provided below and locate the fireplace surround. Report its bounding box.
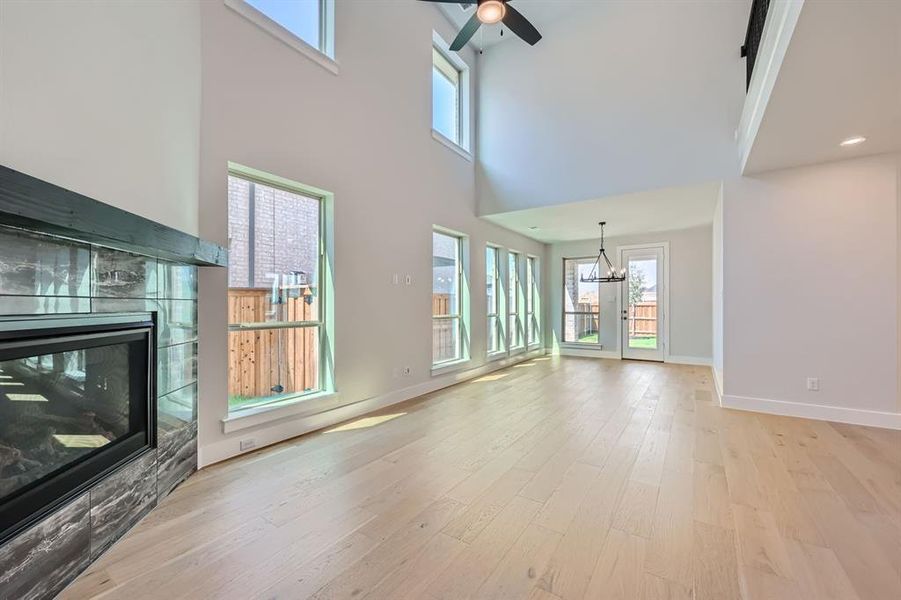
[0,313,156,543]
[0,164,225,600]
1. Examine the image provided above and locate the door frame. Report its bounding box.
[617,242,670,362]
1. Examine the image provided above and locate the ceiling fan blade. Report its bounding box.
[502,4,542,46]
[449,13,481,51]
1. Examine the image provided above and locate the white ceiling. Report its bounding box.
[482,181,720,243]
[436,1,579,50]
[744,0,901,173]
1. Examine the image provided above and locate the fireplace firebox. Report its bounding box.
[0,313,155,543]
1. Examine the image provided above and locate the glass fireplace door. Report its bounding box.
[0,315,154,542]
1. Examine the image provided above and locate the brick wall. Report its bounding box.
[228,176,319,290]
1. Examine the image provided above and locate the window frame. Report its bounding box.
[431,31,472,159]
[226,164,331,415]
[507,250,524,352]
[432,228,466,368]
[224,0,338,75]
[486,244,505,357]
[562,256,603,347]
[527,255,540,347]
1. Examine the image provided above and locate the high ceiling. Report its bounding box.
[482,181,720,243]
[744,0,901,173]
[436,1,580,50]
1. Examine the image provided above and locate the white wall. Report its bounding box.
[712,184,724,397]
[722,153,900,426]
[197,0,548,464]
[476,0,748,216]
[0,0,201,236]
[547,225,713,363]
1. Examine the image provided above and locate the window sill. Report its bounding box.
[222,390,339,434]
[487,351,508,363]
[432,130,473,162]
[431,357,471,376]
[224,0,339,76]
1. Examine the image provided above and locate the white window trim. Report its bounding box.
[224,162,337,424]
[432,30,472,156]
[507,249,525,353]
[432,226,471,372]
[486,244,505,357]
[224,0,339,75]
[527,255,541,348]
[561,255,604,348]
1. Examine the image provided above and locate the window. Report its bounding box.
[433,230,463,365]
[563,258,601,344]
[527,256,540,346]
[508,251,524,350]
[431,31,470,155]
[226,0,336,70]
[486,246,504,355]
[432,46,460,144]
[227,169,326,413]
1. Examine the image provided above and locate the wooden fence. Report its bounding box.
[432,294,456,361]
[573,301,657,337]
[228,288,318,400]
[629,302,657,337]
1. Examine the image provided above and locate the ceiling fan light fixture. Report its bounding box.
[477,0,506,24]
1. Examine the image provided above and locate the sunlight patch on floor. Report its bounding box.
[473,373,509,382]
[325,412,407,433]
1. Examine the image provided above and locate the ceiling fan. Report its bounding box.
[421,0,542,51]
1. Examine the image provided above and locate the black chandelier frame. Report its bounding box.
[580,221,626,284]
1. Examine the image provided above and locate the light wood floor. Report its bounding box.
[61,357,901,600]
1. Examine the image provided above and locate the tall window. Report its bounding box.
[486,246,503,354]
[227,170,324,412]
[563,258,601,344]
[432,46,461,144]
[508,251,523,350]
[433,230,463,365]
[527,256,540,346]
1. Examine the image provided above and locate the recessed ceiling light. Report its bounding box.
[840,136,866,147]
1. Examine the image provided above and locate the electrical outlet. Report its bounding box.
[392,273,399,285]
[404,274,413,286]
[402,366,411,377]
[806,377,819,392]
[239,438,256,451]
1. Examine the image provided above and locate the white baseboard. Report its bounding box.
[712,368,724,405]
[198,348,547,467]
[722,394,901,430]
[666,355,712,367]
[557,347,621,360]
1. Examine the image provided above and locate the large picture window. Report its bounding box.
[486,246,504,355]
[508,251,523,350]
[433,230,463,365]
[227,170,324,413]
[563,258,601,344]
[527,256,540,346]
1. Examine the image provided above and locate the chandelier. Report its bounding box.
[581,221,625,283]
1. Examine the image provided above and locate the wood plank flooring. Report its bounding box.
[60,357,901,600]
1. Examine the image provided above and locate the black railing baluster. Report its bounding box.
[742,0,772,90]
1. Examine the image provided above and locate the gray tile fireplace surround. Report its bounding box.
[0,225,199,600]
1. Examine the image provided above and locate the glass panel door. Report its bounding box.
[621,247,664,361]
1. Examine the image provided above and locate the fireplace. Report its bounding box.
[0,313,155,543]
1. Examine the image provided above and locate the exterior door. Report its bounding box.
[621,246,664,361]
